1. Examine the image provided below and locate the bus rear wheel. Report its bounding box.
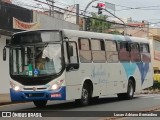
[118,80,134,100]
[33,100,47,108]
[75,84,91,106]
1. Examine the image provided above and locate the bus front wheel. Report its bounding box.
[75,84,91,106]
[33,100,47,108]
[118,80,134,100]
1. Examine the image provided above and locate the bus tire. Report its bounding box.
[118,80,134,100]
[75,84,91,106]
[33,100,47,108]
[91,96,99,104]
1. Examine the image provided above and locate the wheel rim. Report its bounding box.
[82,88,88,104]
[129,84,134,97]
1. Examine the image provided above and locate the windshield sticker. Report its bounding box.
[28,64,33,76]
[34,69,40,76]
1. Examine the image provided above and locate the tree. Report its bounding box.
[84,13,123,35]
[108,30,122,35]
[88,13,111,33]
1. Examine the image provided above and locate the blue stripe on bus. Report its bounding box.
[136,63,149,85]
[122,63,137,78]
[122,62,149,85]
[10,86,66,101]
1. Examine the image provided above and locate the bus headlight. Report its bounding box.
[51,84,59,90]
[14,86,20,91]
[10,81,21,91]
[50,80,64,90]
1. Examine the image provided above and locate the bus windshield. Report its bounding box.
[10,44,62,77]
[11,31,61,44]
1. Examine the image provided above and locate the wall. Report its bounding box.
[33,12,79,30]
[0,1,33,32]
[149,28,160,36]
[0,35,10,93]
[150,36,160,70]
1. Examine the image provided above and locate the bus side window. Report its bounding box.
[66,41,79,70]
[78,38,92,63]
[140,43,151,62]
[130,43,141,62]
[91,39,106,63]
[118,41,130,61]
[105,40,118,63]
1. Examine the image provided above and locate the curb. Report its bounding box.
[0,101,28,106]
[0,102,13,106]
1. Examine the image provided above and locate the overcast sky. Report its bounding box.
[63,0,160,24]
[12,0,160,25]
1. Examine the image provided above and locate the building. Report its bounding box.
[149,28,160,71]
[108,18,149,37]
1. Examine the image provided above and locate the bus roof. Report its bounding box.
[62,29,149,44]
[12,29,149,44]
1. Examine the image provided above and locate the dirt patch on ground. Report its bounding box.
[141,89,160,94]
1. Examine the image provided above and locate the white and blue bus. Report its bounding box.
[3,29,153,107]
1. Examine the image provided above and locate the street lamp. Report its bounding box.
[83,0,98,31]
[103,9,127,35]
[93,4,127,35]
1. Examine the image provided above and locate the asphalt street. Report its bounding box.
[0,94,160,120]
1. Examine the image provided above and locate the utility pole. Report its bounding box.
[147,22,149,38]
[76,4,79,25]
[83,0,98,31]
[51,0,54,17]
[142,20,149,38]
[46,0,54,17]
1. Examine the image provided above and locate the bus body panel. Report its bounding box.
[10,72,67,101]
[10,86,66,101]
[63,29,153,98]
[8,29,153,102]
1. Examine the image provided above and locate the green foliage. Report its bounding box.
[84,13,124,35]
[152,82,160,89]
[146,82,160,90]
[108,30,122,35]
[87,13,111,33]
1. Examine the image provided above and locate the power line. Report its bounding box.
[116,8,133,11]
[4,1,126,26]
[99,1,160,11]
[135,8,160,10]
[2,0,156,29]
[54,0,70,7]
[11,0,49,10]
[134,5,160,9]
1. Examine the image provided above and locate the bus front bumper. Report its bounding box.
[10,86,66,101]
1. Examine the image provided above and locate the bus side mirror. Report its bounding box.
[6,38,11,46]
[68,45,73,57]
[3,47,6,61]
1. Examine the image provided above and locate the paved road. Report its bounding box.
[0,94,160,120]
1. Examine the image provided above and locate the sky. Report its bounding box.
[11,0,160,26]
[62,0,160,25]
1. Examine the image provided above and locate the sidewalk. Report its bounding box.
[0,93,11,105]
